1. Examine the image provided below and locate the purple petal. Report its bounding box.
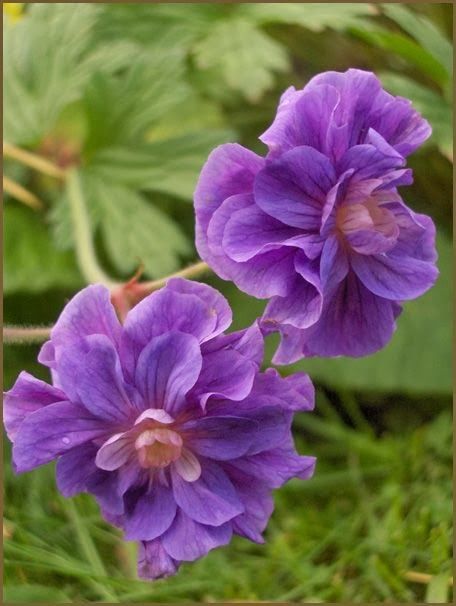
[135,332,202,416]
[50,284,121,348]
[263,262,322,330]
[166,278,232,341]
[201,321,264,369]
[254,146,335,229]
[76,335,138,423]
[351,251,438,300]
[388,204,437,263]
[162,509,232,561]
[259,84,342,159]
[13,401,106,473]
[367,97,431,157]
[228,248,298,299]
[3,372,66,441]
[195,143,264,260]
[86,469,125,516]
[226,468,274,543]
[172,460,244,526]
[183,416,257,460]
[124,484,177,541]
[206,193,254,279]
[241,368,315,412]
[121,280,229,375]
[56,443,98,497]
[138,540,180,580]
[228,450,316,489]
[320,234,349,295]
[273,272,400,360]
[205,193,298,298]
[242,407,290,456]
[189,347,256,407]
[223,204,301,262]
[338,143,405,183]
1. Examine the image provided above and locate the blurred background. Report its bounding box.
[3,3,452,603]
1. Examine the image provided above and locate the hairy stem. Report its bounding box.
[3,176,43,210]
[4,326,52,344]
[66,169,120,289]
[137,260,210,294]
[3,141,66,179]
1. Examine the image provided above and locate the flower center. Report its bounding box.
[336,198,398,240]
[135,428,183,469]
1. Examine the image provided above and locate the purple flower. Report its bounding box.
[4,279,315,580]
[195,69,438,362]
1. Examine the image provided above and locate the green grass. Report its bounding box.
[4,386,452,603]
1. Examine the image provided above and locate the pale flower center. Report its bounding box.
[336,198,397,239]
[135,428,183,469]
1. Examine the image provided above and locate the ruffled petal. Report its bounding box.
[201,321,264,369]
[56,442,98,497]
[182,417,257,460]
[161,509,232,561]
[135,332,202,416]
[351,251,438,301]
[228,449,316,489]
[138,540,180,580]
[254,146,336,229]
[13,401,106,473]
[172,460,244,526]
[195,143,264,260]
[320,234,349,295]
[223,204,301,262]
[124,484,177,541]
[50,284,121,348]
[272,272,401,360]
[3,372,66,441]
[76,335,138,423]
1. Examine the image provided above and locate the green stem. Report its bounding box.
[65,499,119,603]
[66,169,119,289]
[134,260,210,296]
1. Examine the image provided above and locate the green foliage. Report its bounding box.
[240,2,376,30]
[94,178,190,278]
[3,3,452,602]
[4,205,82,295]
[194,18,289,102]
[381,4,452,76]
[351,3,453,161]
[4,405,452,602]
[380,73,453,161]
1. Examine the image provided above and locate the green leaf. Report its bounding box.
[82,54,190,157]
[90,176,191,278]
[4,4,139,146]
[90,129,236,200]
[382,4,452,77]
[4,4,98,145]
[4,204,82,294]
[379,73,452,161]
[241,2,376,31]
[3,584,71,603]
[425,574,450,603]
[98,3,220,45]
[194,18,289,102]
[352,26,449,87]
